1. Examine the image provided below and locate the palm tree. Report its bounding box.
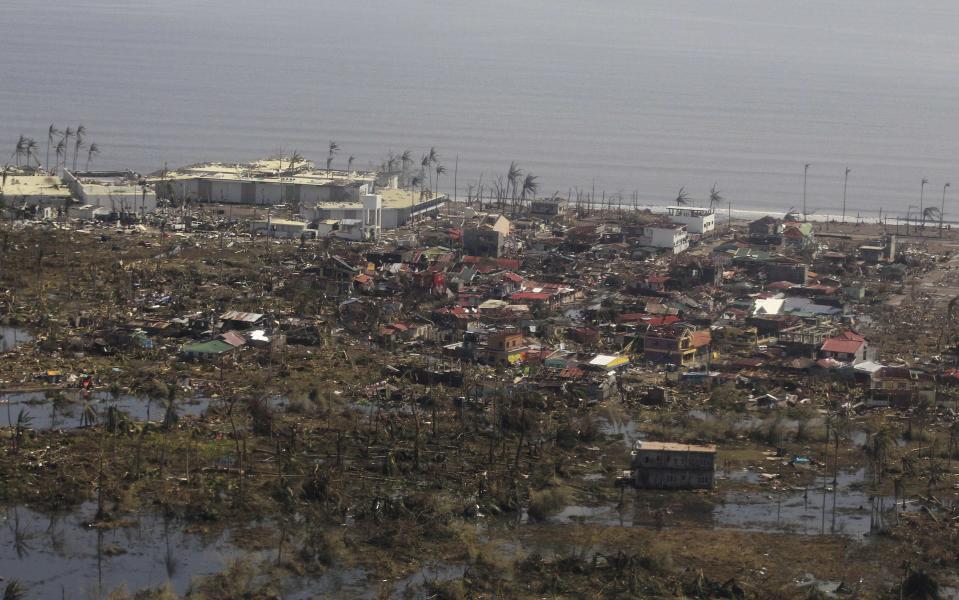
[420,153,430,191]
[85,143,101,171]
[326,141,339,171]
[400,150,412,186]
[3,579,26,600]
[675,186,690,206]
[506,161,522,212]
[347,154,355,173]
[10,135,26,166]
[708,183,722,210]
[434,163,446,196]
[24,139,39,167]
[72,125,86,171]
[520,173,538,208]
[60,128,74,171]
[286,150,303,175]
[45,125,61,172]
[54,139,66,173]
[410,175,422,225]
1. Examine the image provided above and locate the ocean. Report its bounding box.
[2,0,958,218]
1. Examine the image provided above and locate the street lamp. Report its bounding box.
[842,167,851,224]
[803,163,810,222]
[941,182,951,237]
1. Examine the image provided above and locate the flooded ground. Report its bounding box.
[1,391,214,429]
[0,500,470,600]
[0,326,32,352]
[539,468,906,538]
[0,502,269,599]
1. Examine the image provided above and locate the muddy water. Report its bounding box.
[0,326,32,352]
[0,391,215,429]
[542,469,906,538]
[0,502,269,599]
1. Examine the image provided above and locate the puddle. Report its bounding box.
[1,391,215,429]
[391,562,467,598]
[794,572,848,597]
[286,567,374,600]
[0,502,269,599]
[0,326,32,352]
[598,417,641,448]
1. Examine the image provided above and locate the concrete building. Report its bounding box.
[666,206,715,235]
[463,215,511,257]
[250,218,311,239]
[639,224,689,254]
[150,158,378,207]
[529,197,567,219]
[63,170,158,215]
[631,441,716,489]
[0,173,72,210]
[302,188,446,230]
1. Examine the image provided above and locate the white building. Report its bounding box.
[666,206,715,235]
[301,188,446,230]
[250,218,311,239]
[149,158,377,207]
[63,170,158,215]
[640,224,689,254]
[0,173,72,209]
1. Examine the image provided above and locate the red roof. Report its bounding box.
[503,271,524,283]
[354,273,372,284]
[821,331,866,355]
[511,291,551,301]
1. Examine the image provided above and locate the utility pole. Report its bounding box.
[803,163,810,222]
[841,167,850,224]
[941,182,951,237]
[920,178,928,234]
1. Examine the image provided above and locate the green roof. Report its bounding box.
[182,340,234,355]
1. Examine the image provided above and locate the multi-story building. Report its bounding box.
[644,324,711,366]
[631,441,716,489]
[639,224,689,254]
[666,206,715,235]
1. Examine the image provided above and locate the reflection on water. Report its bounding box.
[1,391,214,429]
[0,326,32,352]
[537,469,905,538]
[0,503,268,599]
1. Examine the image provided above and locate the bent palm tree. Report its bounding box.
[85,143,101,170]
[11,135,26,166]
[54,139,66,173]
[675,186,690,206]
[24,139,39,167]
[46,125,61,172]
[709,183,722,210]
[400,150,412,185]
[73,125,86,171]
[347,154,355,174]
[326,141,339,171]
[506,161,522,212]
[434,163,446,196]
[410,174,422,225]
[520,173,538,208]
[286,150,303,175]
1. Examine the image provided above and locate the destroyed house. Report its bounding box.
[631,441,716,489]
[644,325,711,366]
